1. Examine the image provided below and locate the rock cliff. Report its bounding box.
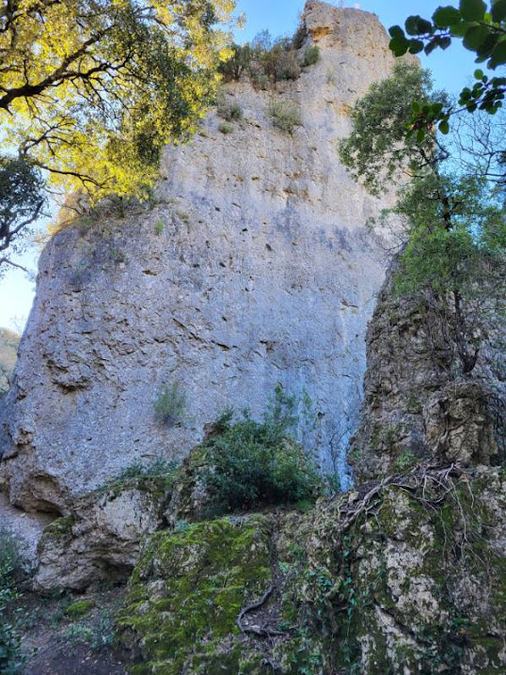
[350,272,506,482]
[0,1,401,512]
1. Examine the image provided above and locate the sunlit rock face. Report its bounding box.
[0,1,401,512]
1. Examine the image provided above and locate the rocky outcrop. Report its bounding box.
[35,467,177,591]
[0,328,19,395]
[350,277,506,482]
[0,1,402,512]
[115,466,506,674]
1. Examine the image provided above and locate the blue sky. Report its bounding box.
[0,1,482,332]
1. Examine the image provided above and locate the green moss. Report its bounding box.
[118,515,272,673]
[98,460,178,499]
[44,516,75,539]
[65,599,95,618]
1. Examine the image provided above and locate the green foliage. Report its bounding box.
[218,101,243,122]
[388,2,506,135]
[219,30,308,86]
[218,122,234,134]
[268,100,303,134]
[64,608,115,651]
[97,458,179,499]
[0,531,24,674]
[218,43,254,81]
[154,381,187,426]
[0,0,236,219]
[303,45,321,67]
[393,449,418,472]
[340,59,506,374]
[65,599,95,619]
[200,388,322,515]
[0,156,45,275]
[339,63,438,195]
[154,219,165,236]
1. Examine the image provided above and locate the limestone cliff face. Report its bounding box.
[0,2,400,512]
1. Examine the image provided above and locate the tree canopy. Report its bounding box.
[0,0,235,198]
[0,0,236,272]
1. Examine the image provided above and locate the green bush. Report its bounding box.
[218,32,305,86]
[303,45,320,67]
[217,99,243,122]
[200,390,322,515]
[0,530,24,674]
[154,382,186,426]
[268,100,302,134]
[218,122,234,135]
[270,47,301,81]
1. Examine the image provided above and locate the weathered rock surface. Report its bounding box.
[0,327,19,395]
[0,491,52,567]
[117,467,506,674]
[0,1,402,512]
[350,276,506,482]
[35,469,176,591]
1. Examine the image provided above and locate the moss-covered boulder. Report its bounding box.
[290,466,506,673]
[118,514,276,673]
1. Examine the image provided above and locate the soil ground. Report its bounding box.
[13,585,130,674]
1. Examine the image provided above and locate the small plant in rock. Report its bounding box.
[218,122,234,135]
[394,449,417,472]
[217,99,243,122]
[117,459,178,482]
[154,219,165,236]
[303,45,320,67]
[227,103,243,121]
[65,599,95,619]
[201,386,322,515]
[64,623,94,645]
[99,458,179,495]
[154,381,187,427]
[268,101,302,135]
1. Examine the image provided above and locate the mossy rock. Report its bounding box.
[297,468,506,673]
[42,515,75,540]
[118,514,274,673]
[65,598,95,618]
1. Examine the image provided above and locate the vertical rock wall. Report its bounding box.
[1,2,402,512]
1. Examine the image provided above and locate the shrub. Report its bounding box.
[0,530,24,673]
[249,67,270,90]
[218,32,305,86]
[218,43,253,81]
[303,45,320,67]
[218,122,234,135]
[154,219,165,235]
[154,382,186,426]
[268,101,302,134]
[200,389,322,515]
[217,100,243,122]
[270,47,301,81]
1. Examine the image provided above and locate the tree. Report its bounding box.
[0,0,236,266]
[339,63,505,375]
[388,1,506,136]
[0,156,45,275]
